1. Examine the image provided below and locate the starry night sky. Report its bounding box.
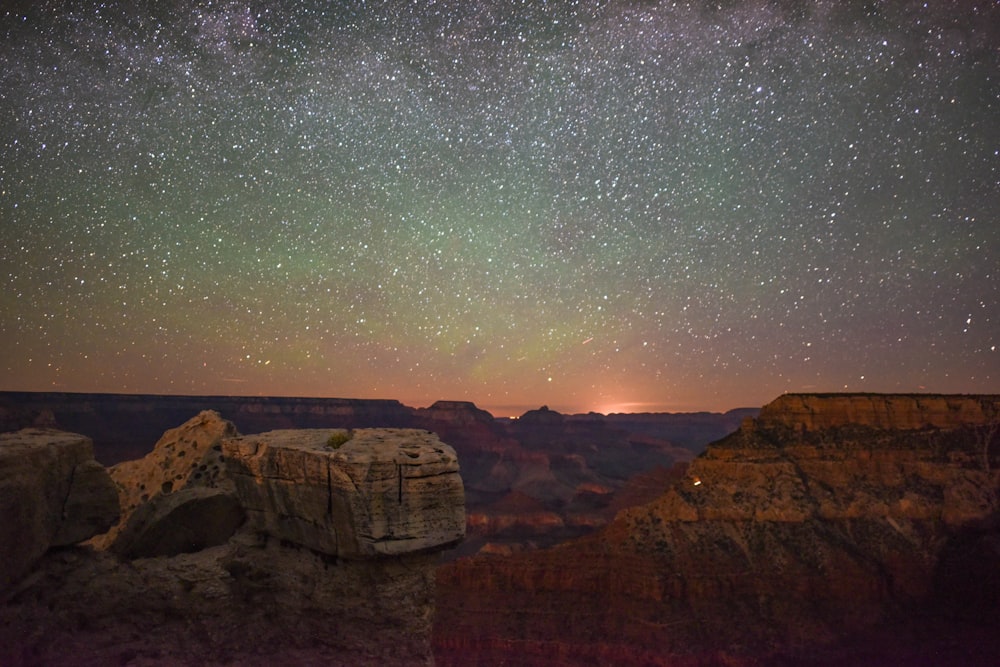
[1,1,998,415]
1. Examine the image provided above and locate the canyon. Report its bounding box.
[435,393,1000,665]
[5,391,996,665]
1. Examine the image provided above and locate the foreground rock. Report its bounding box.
[435,393,1000,666]
[1,422,465,667]
[225,428,465,558]
[92,410,240,557]
[0,429,118,592]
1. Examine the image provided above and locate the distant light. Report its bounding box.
[692,477,702,486]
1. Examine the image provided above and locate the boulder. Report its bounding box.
[224,428,465,558]
[0,429,118,592]
[54,459,122,545]
[93,410,239,552]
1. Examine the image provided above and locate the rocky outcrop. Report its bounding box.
[435,393,1000,665]
[0,429,118,593]
[224,428,465,558]
[1,420,466,667]
[1,392,748,554]
[92,410,240,557]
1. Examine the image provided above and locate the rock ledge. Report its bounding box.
[224,428,465,558]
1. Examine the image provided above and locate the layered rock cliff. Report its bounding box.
[435,393,1000,666]
[1,418,465,666]
[757,393,1000,432]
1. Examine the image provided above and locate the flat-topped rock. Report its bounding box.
[223,428,465,558]
[0,429,118,592]
[757,393,1000,431]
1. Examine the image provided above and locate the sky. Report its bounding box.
[1,0,998,416]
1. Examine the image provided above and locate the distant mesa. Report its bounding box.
[757,392,1000,431]
[516,405,564,424]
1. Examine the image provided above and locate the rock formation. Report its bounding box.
[0,428,118,592]
[435,393,1000,666]
[756,392,1000,432]
[0,392,751,554]
[92,409,240,557]
[1,419,465,667]
[224,428,465,557]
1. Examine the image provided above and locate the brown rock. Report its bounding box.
[93,410,239,552]
[53,458,121,545]
[757,393,1000,431]
[111,486,244,559]
[224,428,465,558]
[0,428,118,593]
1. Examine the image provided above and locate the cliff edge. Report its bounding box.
[756,393,1000,431]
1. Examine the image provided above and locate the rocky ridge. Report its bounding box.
[435,393,1000,666]
[757,393,1000,431]
[1,416,465,666]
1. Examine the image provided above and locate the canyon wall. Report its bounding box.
[756,393,1000,431]
[435,393,1000,666]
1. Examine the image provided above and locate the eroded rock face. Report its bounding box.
[224,428,465,558]
[92,410,240,555]
[757,393,1000,431]
[0,429,118,593]
[2,419,467,667]
[435,393,1000,665]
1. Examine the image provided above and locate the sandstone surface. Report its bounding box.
[0,429,118,592]
[91,409,239,553]
[224,428,465,558]
[435,393,1000,665]
[2,419,467,666]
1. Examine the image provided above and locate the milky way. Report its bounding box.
[1,1,998,415]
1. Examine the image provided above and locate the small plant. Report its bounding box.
[326,430,353,450]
